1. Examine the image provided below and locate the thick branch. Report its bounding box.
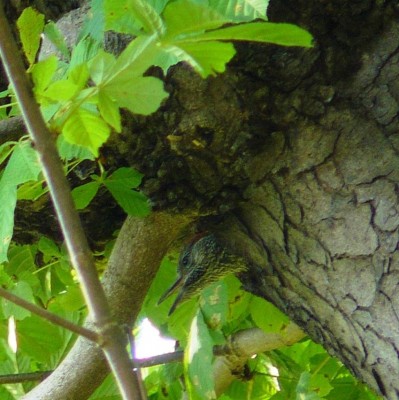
[22,211,192,400]
[0,3,143,399]
[213,323,305,396]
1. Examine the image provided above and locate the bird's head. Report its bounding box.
[159,233,247,315]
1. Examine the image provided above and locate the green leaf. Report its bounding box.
[31,56,58,95]
[68,64,90,91]
[163,0,229,40]
[2,281,35,320]
[52,285,85,311]
[193,21,313,48]
[44,80,80,102]
[4,141,41,186]
[296,372,321,400]
[185,310,216,400]
[17,315,64,363]
[38,237,61,260]
[62,108,111,156]
[250,296,289,333]
[104,168,150,216]
[71,181,101,209]
[17,7,45,65]
[89,51,116,85]
[127,0,165,35]
[17,181,46,201]
[98,91,121,131]
[169,40,236,77]
[103,75,168,115]
[107,167,144,188]
[0,142,41,262]
[104,35,161,81]
[56,134,95,161]
[105,0,166,35]
[43,22,70,60]
[200,281,228,331]
[209,0,269,22]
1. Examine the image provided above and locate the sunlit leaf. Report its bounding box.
[163,0,229,39]
[193,21,313,47]
[17,7,45,65]
[185,310,216,400]
[209,0,269,22]
[62,108,111,156]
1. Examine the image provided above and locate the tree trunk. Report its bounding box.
[5,0,399,398]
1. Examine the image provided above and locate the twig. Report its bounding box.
[0,287,98,342]
[0,3,145,399]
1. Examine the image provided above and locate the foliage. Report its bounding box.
[0,0,380,399]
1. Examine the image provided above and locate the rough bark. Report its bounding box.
[3,0,399,399]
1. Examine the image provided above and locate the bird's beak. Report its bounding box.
[158,275,183,305]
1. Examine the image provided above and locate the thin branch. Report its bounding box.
[213,323,306,396]
[0,287,99,342]
[0,3,144,399]
[0,324,305,389]
[0,371,51,384]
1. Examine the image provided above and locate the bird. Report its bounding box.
[158,232,249,315]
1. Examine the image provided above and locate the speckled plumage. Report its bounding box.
[159,234,248,315]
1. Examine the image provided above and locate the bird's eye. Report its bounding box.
[181,254,189,267]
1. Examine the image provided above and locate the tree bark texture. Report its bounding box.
[4,0,399,399]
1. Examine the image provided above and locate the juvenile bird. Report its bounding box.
[159,233,248,315]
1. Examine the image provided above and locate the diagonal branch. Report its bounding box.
[0,3,144,399]
[0,287,98,342]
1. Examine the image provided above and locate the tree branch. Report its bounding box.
[0,115,25,141]
[213,323,305,396]
[0,287,98,342]
[0,3,144,399]
[22,212,192,400]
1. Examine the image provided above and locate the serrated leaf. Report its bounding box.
[185,311,216,400]
[2,281,34,320]
[62,108,111,156]
[104,75,168,115]
[98,91,121,131]
[44,80,80,102]
[71,181,100,209]
[105,0,166,35]
[104,181,150,216]
[4,141,41,186]
[107,167,144,188]
[105,35,160,82]
[56,134,95,161]
[170,41,236,77]
[17,7,45,65]
[250,296,289,333]
[127,0,165,35]
[43,22,70,60]
[31,56,58,95]
[193,21,313,47]
[163,0,229,40]
[209,0,269,22]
